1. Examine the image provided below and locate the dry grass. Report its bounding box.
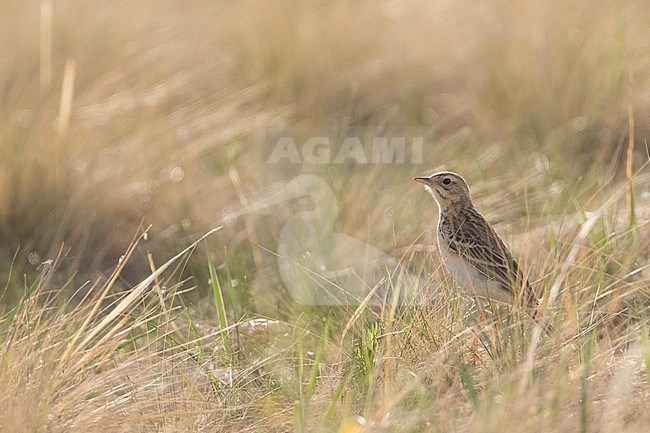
[1,0,650,432]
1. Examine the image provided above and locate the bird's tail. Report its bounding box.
[529,309,554,335]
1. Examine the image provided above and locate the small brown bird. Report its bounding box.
[414,171,553,334]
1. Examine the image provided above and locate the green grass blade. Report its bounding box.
[224,249,241,357]
[208,252,232,362]
[458,362,479,409]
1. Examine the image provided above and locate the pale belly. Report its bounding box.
[437,233,514,304]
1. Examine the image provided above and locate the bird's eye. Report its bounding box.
[442,177,452,186]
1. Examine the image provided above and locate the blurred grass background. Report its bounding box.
[0,0,649,431]
[1,0,648,294]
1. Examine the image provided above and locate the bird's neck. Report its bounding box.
[439,200,476,226]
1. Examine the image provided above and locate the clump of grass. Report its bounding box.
[1,190,649,432]
[0,228,244,431]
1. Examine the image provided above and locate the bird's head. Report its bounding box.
[413,171,471,208]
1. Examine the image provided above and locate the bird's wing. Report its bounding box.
[446,211,539,307]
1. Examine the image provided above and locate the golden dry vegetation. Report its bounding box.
[1,1,649,432]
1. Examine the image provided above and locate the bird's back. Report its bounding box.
[438,203,538,307]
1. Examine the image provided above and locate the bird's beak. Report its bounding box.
[413,177,432,186]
